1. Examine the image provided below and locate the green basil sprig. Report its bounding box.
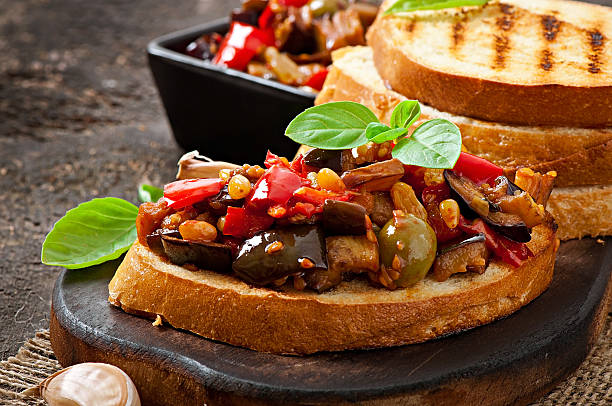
[285,100,461,169]
[41,198,139,269]
[384,0,489,15]
[138,184,164,203]
[284,102,379,150]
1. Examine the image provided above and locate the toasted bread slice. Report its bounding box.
[316,46,612,240]
[108,223,556,355]
[548,184,612,240]
[367,0,612,127]
[316,46,612,187]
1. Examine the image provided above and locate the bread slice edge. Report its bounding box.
[108,223,556,355]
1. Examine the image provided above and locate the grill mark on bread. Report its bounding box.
[587,29,605,74]
[541,50,554,71]
[493,4,516,69]
[540,16,561,72]
[542,15,561,41]
[452,21,465,48]
[497,4,515,31]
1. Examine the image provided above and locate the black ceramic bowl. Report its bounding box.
[147,18,316,162]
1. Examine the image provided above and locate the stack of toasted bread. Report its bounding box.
[317,0,612,240]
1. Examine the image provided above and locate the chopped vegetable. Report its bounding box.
[458,217,532,268]
[452,152,504,186]
[249,164,304,210]
[223,206,274,238]
[163,178,224,209]
[213,22,274,71]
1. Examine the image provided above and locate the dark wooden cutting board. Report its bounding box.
[50,238,611,406]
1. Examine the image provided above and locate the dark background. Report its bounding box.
[0,0,610,360]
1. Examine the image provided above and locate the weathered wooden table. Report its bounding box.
[0,0,241,360]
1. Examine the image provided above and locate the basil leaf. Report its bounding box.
[138,184,164,203]
[41,197,139,269]
[384,0,489,15]
[392,119,461,169]
[390,100,421,129]
[367,124,409,144]
[365,122,391,140]
[285,101,379,150]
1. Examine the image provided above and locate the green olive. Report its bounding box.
[378,213,437,287]
[308,0,347,17]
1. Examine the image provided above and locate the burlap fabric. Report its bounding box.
[1,317,610,405]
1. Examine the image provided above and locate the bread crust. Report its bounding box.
[368,0,612,128]
[316,47,612,188]
[108,224,556,355]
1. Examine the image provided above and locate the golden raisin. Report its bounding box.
[424,169,445,186]
[439,199,460,229]
[219,169,232,182]
[216,216,226,232]
[179,220,217,243]
[316,168,345,192]
[228,174,251,199]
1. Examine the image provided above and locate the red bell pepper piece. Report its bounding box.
[213,22,274,71]
[458,216,533,268]
[421,183,463,243]
[163,178,223,209]
[286,202,318,218]
[292,187,350,206]
[248,165,304,210]
[280,0,310,6]
[263,150,289,169]
[258,4,275,30]
[453,152,503,186]
[421,183,451,206]
[223,206,274,239]
[402,165,428,198]
[303,68,329,91]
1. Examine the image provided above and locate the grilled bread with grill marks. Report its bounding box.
[316,46,612,240]
[108,222,556,355]
[368,0,612,128]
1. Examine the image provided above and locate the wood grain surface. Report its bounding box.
[50,238,612,406]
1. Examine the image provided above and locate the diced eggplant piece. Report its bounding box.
[232,225,327,286]
[370,192,394,227]
[161,236,232,272]
[277,7,317,55]
[326,235,378,274]
[313,9,365,52]
[341,159,404,192]
[443,170,495,218]
[514,168,556,207]
[196,184,244,216]
[444,170,531,242]
[146,229,181,255]
[433,234,489,282]
[302,268,342,293]
[303,148,355,173]
[322,200,367,235]
[486,176,548,229]
[305,235,378,292]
